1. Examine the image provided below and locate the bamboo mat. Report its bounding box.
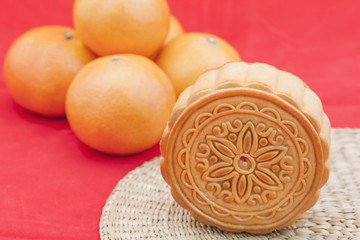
[100,129,360,240]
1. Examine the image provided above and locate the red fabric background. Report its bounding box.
[0,0,359,239]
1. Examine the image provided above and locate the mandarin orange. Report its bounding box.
[3,26,96,116]
[73,0,170,57]
[66,54,176,155]
[150,15,185,59]
[156,33,241,96]
[164,15,184,46]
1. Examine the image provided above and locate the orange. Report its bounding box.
[66,54,176,155]
[156,33,241,96]
[163,15,184,46]
[3,26,96,117]
[73,0,170,57]
[150,15,184,60]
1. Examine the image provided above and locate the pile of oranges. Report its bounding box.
[3,0,241,155]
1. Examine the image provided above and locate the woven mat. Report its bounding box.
[100,129,360,240]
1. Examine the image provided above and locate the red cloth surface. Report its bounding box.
[0,0,359,239]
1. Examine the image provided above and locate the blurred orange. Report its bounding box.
[3,26,96,116]
[164,15,184,46]
[156,33,241,96]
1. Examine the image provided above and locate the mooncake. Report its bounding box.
[160,62,330,233]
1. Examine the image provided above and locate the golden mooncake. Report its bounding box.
[160,62,330,234]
